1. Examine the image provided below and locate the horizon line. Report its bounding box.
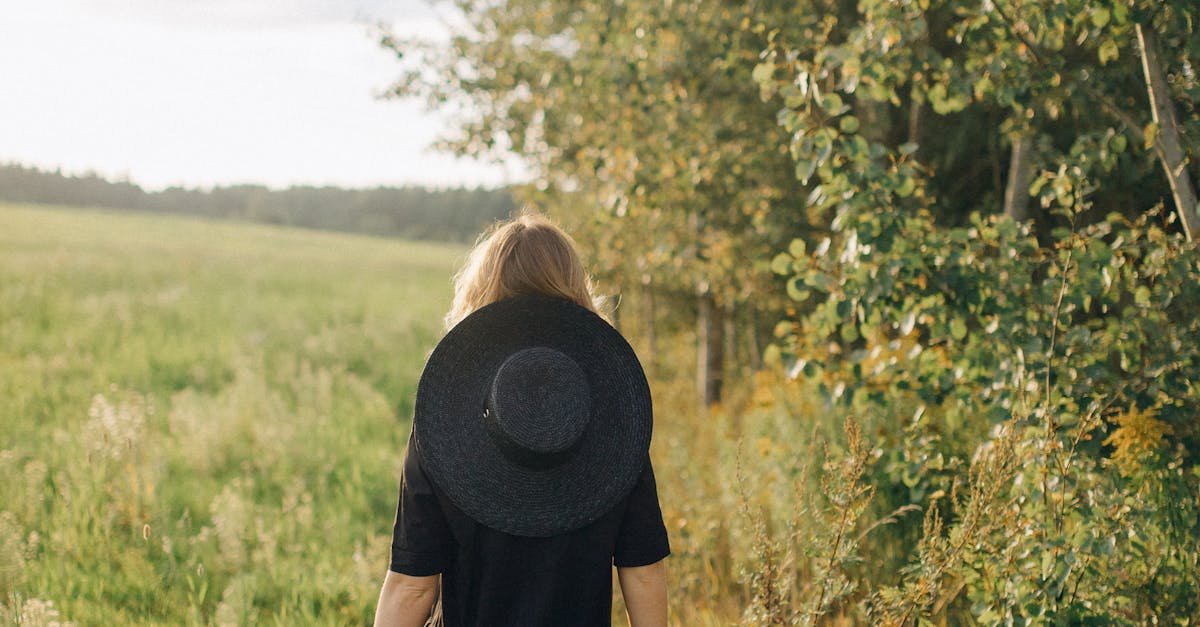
[1,160,522,194]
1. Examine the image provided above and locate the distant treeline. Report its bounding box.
[0,163,516,242]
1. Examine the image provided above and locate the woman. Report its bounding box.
[373,212,670,627]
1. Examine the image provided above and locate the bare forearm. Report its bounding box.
[618,560,667,627]
[373,571,439,627]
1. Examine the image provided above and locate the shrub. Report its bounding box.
[765,205,1200,623]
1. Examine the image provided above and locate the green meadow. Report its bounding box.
[0,201,999,626]
[9,202,1196,625]
[0,203,466,624]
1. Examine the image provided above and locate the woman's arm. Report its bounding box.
[617,559,667,627]
[373,570,439,627]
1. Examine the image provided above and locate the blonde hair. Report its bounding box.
[445,211,599,329]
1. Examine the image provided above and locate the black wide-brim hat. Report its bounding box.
[413,294,653,537]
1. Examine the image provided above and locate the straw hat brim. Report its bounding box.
[413,294,653,537]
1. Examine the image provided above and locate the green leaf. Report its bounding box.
[821,92,844,115]
[1135,285,1151,305]
[807,270,833,292]
[1112,3,1128,24]
[839,116,860,133]
[896,177,916,198]
[928,82,947,107]
[1091,8,1110,28]
[1109,134,1127,154]
[751,62,774,84]
[1098,39,1119,65]
[787,276,811,302]
[795,158,818,185]
[762,344,781,366]
[950,317,967,340]
[928,82,967,114]
[788,238,807,258]
[770,252,793,275]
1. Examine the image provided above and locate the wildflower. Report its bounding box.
[17,597,73,627]
[1103,404,1173,474]
[0,512,26,594]
[210,482,250,568]
[83,394,145,461]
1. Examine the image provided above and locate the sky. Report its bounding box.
[0,0,525,190]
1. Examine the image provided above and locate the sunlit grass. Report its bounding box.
[1,202,819,625]
[1,203,464,624]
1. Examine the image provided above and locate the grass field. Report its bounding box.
[1,202,798,625]
[0,203,468,624]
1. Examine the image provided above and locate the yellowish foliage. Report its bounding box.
[1103,404,1173,474]
[749,370,778,410]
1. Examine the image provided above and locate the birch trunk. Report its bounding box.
[697,291,724,406]
[1003,132,1036,222]
[1137,23,1199,240]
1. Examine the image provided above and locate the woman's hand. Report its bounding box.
[373,570,439,627]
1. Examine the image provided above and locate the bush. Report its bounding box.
[761,205,1200,623]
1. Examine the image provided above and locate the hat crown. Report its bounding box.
[485,347,591,469]
[415,294,652,536]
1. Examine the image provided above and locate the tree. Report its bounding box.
[0,163,514,242]
[756,0,1200,620]
[383,0,812,404]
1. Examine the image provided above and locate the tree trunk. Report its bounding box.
[724,305,737,384]
[907,100,921,148]
[858,98,893,145]
[697,290,724,406]
[746,309,763,371]
[1137,23,1200,241]
[1003,132,1036,222]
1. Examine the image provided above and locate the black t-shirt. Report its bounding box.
[389,440,671,627]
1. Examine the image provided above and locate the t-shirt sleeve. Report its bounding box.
[613,459,671,567]
[389,438,453,576]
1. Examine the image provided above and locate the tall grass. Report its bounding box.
[9,203,1193,625]
[1,203,463,624]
